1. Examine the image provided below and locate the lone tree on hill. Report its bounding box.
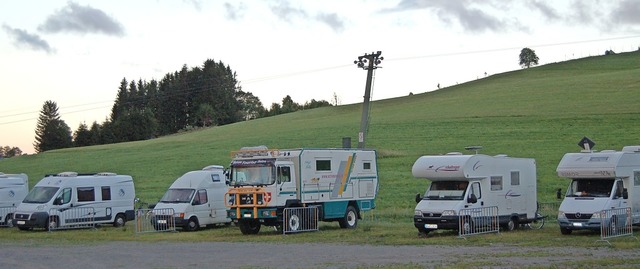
[519,47,539,68]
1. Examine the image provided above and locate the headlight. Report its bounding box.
[36,205,46,211]
[414,210,422,216]
[441,210,456,216]
[174,212,185,218]
[557,211,565,219]
[591,211,602,219]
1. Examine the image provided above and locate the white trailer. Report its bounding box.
[556,145,640,234]
[225,147,379,234]
[0,172,28,227]
[13,172,135,230]
[153,165,231,231]
[412,152,539,235]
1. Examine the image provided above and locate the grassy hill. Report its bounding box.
[1,51,639,220]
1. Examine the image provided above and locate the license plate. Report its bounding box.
[157,220,167,224]
[243,213,252,218]
[572,222,583,227]
[17,221,25,225]
[425,224,438,229]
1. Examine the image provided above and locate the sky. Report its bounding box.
[1,0,639,154]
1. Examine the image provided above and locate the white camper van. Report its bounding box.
[13,172,135,230]
[556,145,640,234]
[0,173,28,227]
[153,165,231,231]
[412,152,539,235]
[226,147,379,234]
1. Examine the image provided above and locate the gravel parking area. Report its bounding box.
[2,241,640,268]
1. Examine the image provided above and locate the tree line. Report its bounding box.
[31,59,332,154]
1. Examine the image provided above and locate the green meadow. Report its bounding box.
[1,51,639,247]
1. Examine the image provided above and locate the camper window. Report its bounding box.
[193,190,208,205]
[277,166,291,183]
[102,186,111,201]
[161,189,195,203]
[363,162,371,170]
[567,179,614,197]
[491,176,503,191]
[510,171,520,186]
[634,171,640,186]
[425,181,467,200]
[77,187,95,202]
[316,160,331,171]
[23,187,59,203]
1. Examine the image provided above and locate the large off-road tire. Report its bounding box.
[339,206,358,229]
[238,219,261,235]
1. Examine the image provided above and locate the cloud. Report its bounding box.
[269,0,309,23]
[2,24,54,54]
[528,0,561,21]
[224,2,246,20]
[268,0,346,32]
[37,2,124,36]
[611,0,640,24]
[316,12,345,32]
[183,0,202,11]
[381,0,508,33]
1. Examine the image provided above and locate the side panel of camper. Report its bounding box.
[13,172,135,230]
[154,165,231,231]
[0,173,28,226]
[412,153,538,234]
[556,147,640,235]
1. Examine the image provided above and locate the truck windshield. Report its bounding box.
[230,166,275,186]
[22,186,59,203]
[160,189,195,203]
[566,179,614,198]
[424,181,468,200]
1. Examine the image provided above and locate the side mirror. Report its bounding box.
[192,200,201,206]
[53,197,63,205]
[467,193,478,204]
[623,188,629,199]
[415,193,422,204]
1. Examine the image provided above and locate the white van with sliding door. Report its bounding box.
[13,172,135,230]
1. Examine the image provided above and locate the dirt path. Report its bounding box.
[2,241,640,268]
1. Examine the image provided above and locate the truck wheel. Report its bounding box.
[5,214,14,228]
[560,227,572,235]
[113,214,126,227]
[185,217,199,232]
[339,206,358,229]
[47,217,59,231]
[504,217,518,231]
[287,212,301,231]
[239,219,261,235]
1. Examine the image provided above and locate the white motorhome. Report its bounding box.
[13,172,135,230]
[0,173,28,227]
[226,147,379,234]
[153,165,231,231]
[556,146,640,234]
[412,152,539,235]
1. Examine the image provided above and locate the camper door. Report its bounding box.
[466,181,483,208]
[276,165,296,201]
[191,189,210,224]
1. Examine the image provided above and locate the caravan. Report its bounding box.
[153,165,231,231]
[0,173,28,227]
[556,145,640,234]
[412,151,540,235]
[13,172,135,230]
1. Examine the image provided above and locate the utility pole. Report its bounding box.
[354,51,383,149]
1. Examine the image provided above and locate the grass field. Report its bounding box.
[1,51,639,247]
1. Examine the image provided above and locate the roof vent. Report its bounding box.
[58,172,78,177]
[494,154,508,158]
[446,152,463,155]
[622,146,640,153]
[95,172,117,176]
[203,165,224,171]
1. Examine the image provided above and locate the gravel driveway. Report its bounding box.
[2,241,640,268]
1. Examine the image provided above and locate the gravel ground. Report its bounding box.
[2,241,640,269]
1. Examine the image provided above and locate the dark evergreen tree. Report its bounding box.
[34,100,72,153]
[73,122,92,147]
[89,121,102,145]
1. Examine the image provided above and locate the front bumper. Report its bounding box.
[13,212,48,229]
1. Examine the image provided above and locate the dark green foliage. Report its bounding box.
[73,122,92,147]
[519,47,539,68]
[0,146,22,158]
[33,100,73,153]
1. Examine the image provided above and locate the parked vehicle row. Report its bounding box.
[3,142,640,236]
